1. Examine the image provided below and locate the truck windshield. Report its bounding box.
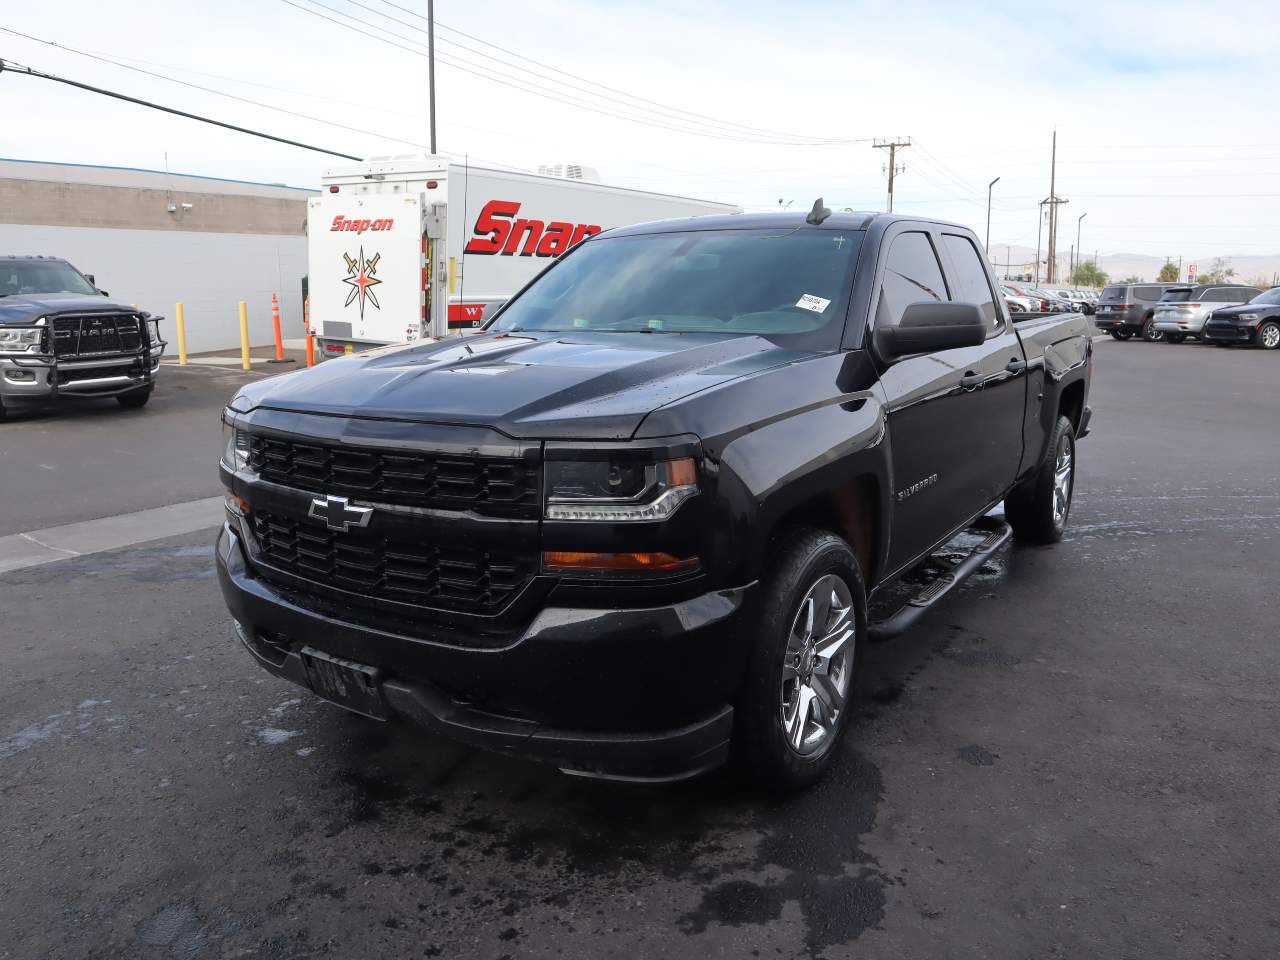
[0,261,97,297]
[489,228,862,344]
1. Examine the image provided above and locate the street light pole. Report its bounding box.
[1075,212,1087,280]
[985,176,1000,253]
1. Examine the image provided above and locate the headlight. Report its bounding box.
[545,457,698,521]
[221,417,250,471]
[148,317,163,346]
[1239,313,1260,321]
[0,327,43,353]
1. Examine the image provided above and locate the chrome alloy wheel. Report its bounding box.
[1053,437,1074,527]
[1261,323,1280,349]
[780,574,856,756]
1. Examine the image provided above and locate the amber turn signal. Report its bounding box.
[543,551,699,572]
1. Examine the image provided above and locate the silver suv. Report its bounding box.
[1152,284,1262,343]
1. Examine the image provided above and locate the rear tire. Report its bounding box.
[1258,321,1280,350]
[116,388,152,409]
[1141,314,1163,342]
[1005,415,1076,545]
[1113,328,1134,340]
[737,527,867,793]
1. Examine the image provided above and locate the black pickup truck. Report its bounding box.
[217,206,1092,790]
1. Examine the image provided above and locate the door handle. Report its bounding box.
[1005,358,1027,374]
[960,372,985,390]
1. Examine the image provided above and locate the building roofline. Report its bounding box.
[0,156,315,193]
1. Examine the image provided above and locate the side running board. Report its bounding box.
[867,515,1012,642]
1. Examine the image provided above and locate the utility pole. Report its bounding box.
[1035,201,1045,285]
[1044,131,1068,284]
[873,138,911,212]
[1075,212,1087,279]
[986,176,1000,253]
[427,0,437,154]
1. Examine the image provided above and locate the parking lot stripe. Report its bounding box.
[0,496,225,575]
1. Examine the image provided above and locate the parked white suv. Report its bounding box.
[1152,284,1262,343]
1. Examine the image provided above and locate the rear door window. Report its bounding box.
[941,233,1001,333]
[874,231,949,329]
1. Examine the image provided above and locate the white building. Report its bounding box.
[0,158,315,353]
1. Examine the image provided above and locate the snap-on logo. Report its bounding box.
[330,215,395,234]
[464,200,601,257]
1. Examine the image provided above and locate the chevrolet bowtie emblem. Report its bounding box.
[308,495,373,533]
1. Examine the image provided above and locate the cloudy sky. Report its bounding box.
[4,0,1280,263]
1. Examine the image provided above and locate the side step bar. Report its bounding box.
[867,515,1012,642]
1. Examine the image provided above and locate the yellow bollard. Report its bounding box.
[175,302,188,365]
[238,301,250,371]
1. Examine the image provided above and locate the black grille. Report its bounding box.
[49,313,144,358]
[247,435,539,517]
[249,511,535,614]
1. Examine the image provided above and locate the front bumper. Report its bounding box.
[216,523,747,781]
[0,348,162,401]
[1202,321,1256,343]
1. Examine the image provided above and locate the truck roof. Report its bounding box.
[602,210,968,238]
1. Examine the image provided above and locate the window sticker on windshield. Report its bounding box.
[796,294,831,314]
[648,318,665,330]
[572,318,589,328]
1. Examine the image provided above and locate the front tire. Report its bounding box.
[1005,415,1076,545]
[737,528,867,792]
[116,388,152,409]
[1258,321,1280,350]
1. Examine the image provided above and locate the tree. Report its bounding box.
[1197,257,1236,284]
[1120,274,1142,284]
[1071,261,1109,288]
[1157,261,1179,282]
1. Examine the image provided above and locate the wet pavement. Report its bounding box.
[3,338,1279,959]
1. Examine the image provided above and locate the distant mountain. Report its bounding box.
[987,244,1280,287]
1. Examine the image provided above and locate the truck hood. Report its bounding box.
[230,331,809,440]
[0,293,140,325]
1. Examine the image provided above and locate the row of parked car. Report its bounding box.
[1093,282,1280,350]
[1000,283,1098,316]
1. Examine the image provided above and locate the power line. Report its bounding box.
[0,58,361,160]
[0,24,433,153]
[369,0,858,145]
[281,0,863,147]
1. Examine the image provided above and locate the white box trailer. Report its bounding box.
[306,156,739,359]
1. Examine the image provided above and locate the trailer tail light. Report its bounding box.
[328,185,339,193]
[426,180,438,189]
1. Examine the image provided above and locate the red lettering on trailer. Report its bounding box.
[329,216,395,234]
[465,200,600,257]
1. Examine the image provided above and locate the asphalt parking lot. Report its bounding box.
[3,339,1278,959]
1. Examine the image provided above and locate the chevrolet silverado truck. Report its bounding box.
[217,205,1092,790]
[0,255,163,419]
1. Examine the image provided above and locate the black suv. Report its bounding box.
[1093,282,1180,341]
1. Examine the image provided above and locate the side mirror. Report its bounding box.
[100,290,110,297]
[876,302,987,358]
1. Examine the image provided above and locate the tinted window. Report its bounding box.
[1162,288,1195,302]
[491,228,861,346]
[875,232,949,329]
[0,260,97,296]
[1100,285,1128,301]
[942,234,999,331]
[1252,288,1280,304]
[1134,285,1165,301]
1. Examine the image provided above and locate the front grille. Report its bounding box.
[248,511,535,614]
[49,313,144,358]
[247,435,539,518]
